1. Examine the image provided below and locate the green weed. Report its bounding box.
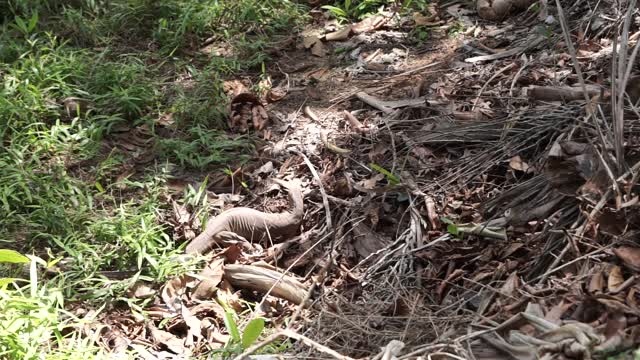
[0,252,103,359]
[158,126,253,169]
[323,0,391,22]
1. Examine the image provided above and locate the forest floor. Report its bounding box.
[1,0,640,359]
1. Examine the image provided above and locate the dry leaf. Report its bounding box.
[545,300,573,324]
[162,275,189,312]
[251,103,269,131]
[127,282,156,299]
[223,80,250,97]
[302,35,319,48]
[217,284,244,312]
[191,301,227,321]
[413,12,441,26]
[509,155,530,172]
[589,270,605,294]
[192,258,225,300]
[608,265,625,291]
[352,14,388,34]
[156,112,175,127]
[305,67,329,80]
[181,306,203,345]
[267,87,287,102]
[229,92,268,133]
[148,324,187,355]
[172,201,191,224]
[360,173,385,189]
[366,62,386,71]
[352,222,390,259]
[500,271,520,297]
[311,40,326,57]
[613,247,640,272]
[368,143,388,163]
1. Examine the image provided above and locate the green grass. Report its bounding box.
[0,0,308,357]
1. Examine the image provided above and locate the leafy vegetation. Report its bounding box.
[0,0,307,357]
[322,0,431,22]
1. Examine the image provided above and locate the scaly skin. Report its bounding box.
[185,179,303,255]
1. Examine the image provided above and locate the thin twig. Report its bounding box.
[295,150,332,231]
[472,63,516,111]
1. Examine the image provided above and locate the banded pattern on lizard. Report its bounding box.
[185,179,303,255]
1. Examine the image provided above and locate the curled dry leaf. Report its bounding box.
[500,272,520,297]
[267,86,287,102]
[192,258,225,300]
[223,264,309,305]
[360,173,385,190]
[127,281,156,299]
[162,275,189,312]
[148,323,187,355]
[217,285,244,312]
[607,265,625,292]
[181,306,202,345]
[156,112,175,127]
[613,247,640,272]
[509,155,531,172]
[589,269,605,294]
[303,35,326,57]
[229,92,269,133]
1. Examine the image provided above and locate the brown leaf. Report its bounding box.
[360,173,385,190]
[302,35,319,48]
[613,247,640,272]
[217,284,244,312]
[413,12,439,26]
[172,201,191,225]
[368,143,388,163]
[500,271,520,297]
[596,295,639,315]
[603,311,626,339]
[365,62,386,71]
[192,258,225,300]
[148,324,187,355]
[352,14,388,34]
[545,300,573,325]
[156,112,175,127]
[191,301,227,320]
[589,269,605,294]
[305,67,329,81]
[229,92,266,133]
[267,87,287,102]
[352,223,391,259]
[412,146,433,158]
[311,40,326,57]
[181,306,202,345]
[223,80,249,97]
[509,155,530,172]
[162,276,189,312]
[608,265,625,292]
[251,103,269,131]
[127,281,156,299]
